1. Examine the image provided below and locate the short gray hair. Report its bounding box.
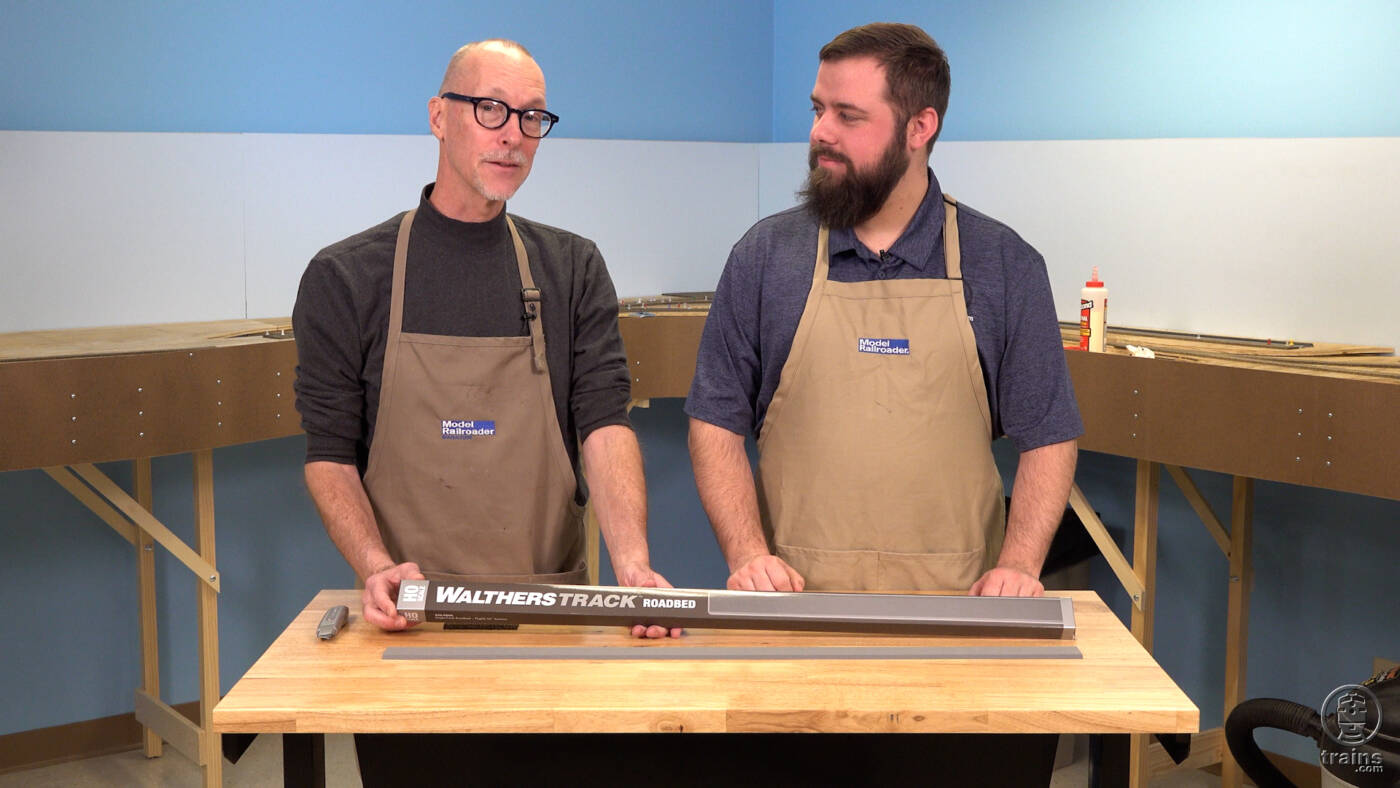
[439,39,534,93]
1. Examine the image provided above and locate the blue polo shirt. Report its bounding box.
[684,170,1083,453]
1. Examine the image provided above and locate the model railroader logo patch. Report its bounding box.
[441,419,496,439]
[857,337,910,355]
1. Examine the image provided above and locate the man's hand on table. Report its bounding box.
[616,563,684,639]
[362,561,427,630]
[969,566,1044,597]
[726,553,805,593]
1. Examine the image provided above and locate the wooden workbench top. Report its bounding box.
[0,318,291,362]
[213,589,1197,736]
[0,319,299,472]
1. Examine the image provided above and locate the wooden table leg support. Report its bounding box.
[194,450,222,788]
[1221,476,1254,788]
[43,457,223,778]
[134,458,163,759]
[1129,460,1161,787]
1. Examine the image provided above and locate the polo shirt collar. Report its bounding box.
[827,168,945,270]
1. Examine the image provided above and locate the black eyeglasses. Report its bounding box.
[439,93,559,138]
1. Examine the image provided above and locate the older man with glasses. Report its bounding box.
[292,37,679,784]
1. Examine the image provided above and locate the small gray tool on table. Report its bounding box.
[316,605,348,640]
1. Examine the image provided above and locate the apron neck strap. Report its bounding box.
[388,209,416,346]
[389,210,546,374]
[506,215,547,373]
[814,225,830,283]
[942,194,961,280]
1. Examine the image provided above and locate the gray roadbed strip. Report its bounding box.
[382,645,1083,661]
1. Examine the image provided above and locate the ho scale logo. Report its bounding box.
[398,582,426,604]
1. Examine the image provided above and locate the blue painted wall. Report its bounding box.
[772,0,1400,141]
[21,0,1398,142]
[996,443,1400,760]
[0,0,774,141]
[0,405,730,733]
[0,439,349,731]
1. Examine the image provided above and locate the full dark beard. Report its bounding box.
[798,129,910,229]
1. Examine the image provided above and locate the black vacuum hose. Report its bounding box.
[1225,698,1323,788]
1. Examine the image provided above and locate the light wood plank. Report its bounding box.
[1146,349,1400,382]
[1164,465,1231,557]
[1222,476,1255,788]
[1067,483,1144,606]
[69,463,219,590]
[133,458,162,759]
[1129,460,1161,788]
[133,690,203,766]
[0,318,290,362]
[1057,323,1395,359]
[213,590,1197,736]
[41,466,137,545]
[193,450,221,788]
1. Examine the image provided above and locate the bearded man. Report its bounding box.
[686,22,1082,597]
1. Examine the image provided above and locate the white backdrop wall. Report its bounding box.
[6,131,1395,349]
[0,132,761,332]
[760,138,1400,348]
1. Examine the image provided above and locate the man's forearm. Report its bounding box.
[304,460,394,580]
[580,424,651,572]
[999,439,1079,576]
[688,418,768,570]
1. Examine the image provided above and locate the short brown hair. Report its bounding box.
[820,23,950,150]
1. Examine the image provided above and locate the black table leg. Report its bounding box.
[1089,733,1130,788]
[221,732,257,763]
[282,733,325,788]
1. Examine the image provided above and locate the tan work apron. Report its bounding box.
[756,196,1005,591]
[361,209,587,585]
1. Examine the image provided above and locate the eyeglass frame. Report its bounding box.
[438,92,560,138]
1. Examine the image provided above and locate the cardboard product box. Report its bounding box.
[395,579,1075,638]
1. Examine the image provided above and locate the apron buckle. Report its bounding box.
[521,287,541,320]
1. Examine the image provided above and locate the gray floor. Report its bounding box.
[0,734,362,788]
[0,734,1221,787]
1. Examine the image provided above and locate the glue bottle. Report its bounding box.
[1079,267,1108,352]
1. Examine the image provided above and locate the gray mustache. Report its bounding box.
[481,152,527,165]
